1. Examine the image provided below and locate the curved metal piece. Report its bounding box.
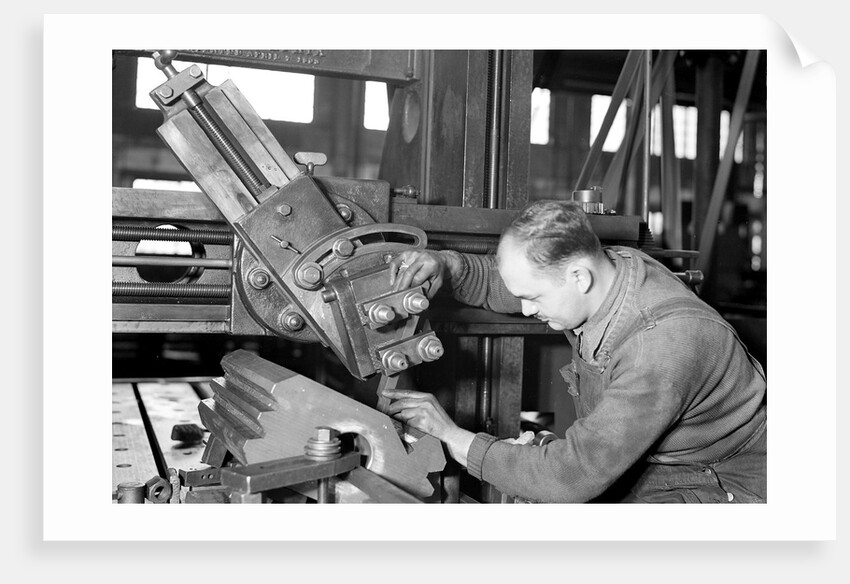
[290,223,428,290]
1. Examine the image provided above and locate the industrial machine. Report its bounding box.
[112,49,700,504]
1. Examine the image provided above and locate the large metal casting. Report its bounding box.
[198,350,446,499]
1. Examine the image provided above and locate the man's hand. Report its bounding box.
[382,388,475,467]
[388,250,462,298]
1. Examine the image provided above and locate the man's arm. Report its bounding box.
[389,249,521,313]
[386,321,712,503]
[380,388,476,466]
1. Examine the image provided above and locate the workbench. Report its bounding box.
[112,378,214,503]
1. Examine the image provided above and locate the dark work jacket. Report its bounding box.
[447,247,766,503]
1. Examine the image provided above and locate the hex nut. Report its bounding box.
[369,304,396,326]
[145,476,172,503]
[189,65,202,78]
[157,86,174,99]
[299,264,323,286]
[403,292,430,314]
[382,351,409,373]
[417,337,445,362]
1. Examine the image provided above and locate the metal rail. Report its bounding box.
[112,256,233,269]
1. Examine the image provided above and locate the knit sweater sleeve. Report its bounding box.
[443,251,522,314]
[465,320,708,503]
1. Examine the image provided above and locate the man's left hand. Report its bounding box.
[382,388,475,467]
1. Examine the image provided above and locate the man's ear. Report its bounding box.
[571,264,593,294]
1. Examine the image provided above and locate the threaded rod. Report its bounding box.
[112,281,230,298]
[189,104,267,197]
[113,225,233,245]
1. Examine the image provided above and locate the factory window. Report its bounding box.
[135,57,315,123]
[530,88,551,145]
[604,102,744,163]
[719,110,745,163]
[363,81,390,131]
[132,178,199,192]
[589,95,627,152]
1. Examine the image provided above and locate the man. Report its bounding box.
[383,200,766,503]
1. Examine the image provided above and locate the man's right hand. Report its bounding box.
[388,250,462,298]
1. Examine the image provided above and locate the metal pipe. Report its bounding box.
[480,50,503,433]
[112,282,231,298]
[642,50,652,223]
[317,477,330,504]
[479,336,493,434]
[112,225,233,245]
[485,50,503,210]
[112,255,233,269]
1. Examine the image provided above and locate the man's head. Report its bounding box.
[496,200,609,331]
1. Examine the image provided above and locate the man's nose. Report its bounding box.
[521,300,537,317]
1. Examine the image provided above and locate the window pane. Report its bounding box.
[135,57,314,123]
[364,81,389,131]
[530,88,550,145]
[132,178,198,192]
[590,95,626,152]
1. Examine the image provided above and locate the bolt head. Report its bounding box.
[277,204,292,216]
[332,238,355,258]
[189,65,202,78]
[157,86,174,99]
[248,269,271,289]
[300,265,323,285]
[336,204,353,222]
[282,312,305,331]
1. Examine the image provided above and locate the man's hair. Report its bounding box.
[502,200,603,271]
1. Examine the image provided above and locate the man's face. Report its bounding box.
[497,236,587,332]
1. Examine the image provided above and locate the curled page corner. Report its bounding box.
[786,32,822,68]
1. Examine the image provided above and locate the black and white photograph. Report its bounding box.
[109,47,768,507]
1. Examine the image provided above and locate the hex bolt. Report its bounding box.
[298,263,324,287]
[304,426,341,504]
[336,204,353,223]
[417,337,445,362]
[188,65,203,78]
[281,312,305,332]
[403,292,430,314]
[247,268,271,290]
[157,86,174,99]
[382,351,409,374]
[277,204,292,217]
[368,304,396,326]
[332,238,355,258]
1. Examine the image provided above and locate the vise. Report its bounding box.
[148,50,442,382]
